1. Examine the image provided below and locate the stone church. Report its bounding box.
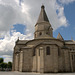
[12,5,75,73]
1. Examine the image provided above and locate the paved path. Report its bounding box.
[0,72,75,75]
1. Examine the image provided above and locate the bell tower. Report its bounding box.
[34,5,53,38]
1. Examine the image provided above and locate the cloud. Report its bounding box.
[0,0,74,35]
[1,55,12,63]
[0,0,69,35]
[0,30,32,55]
[0,0,31,37]
[21,0,68,30]
[4,56,12,63]
[58,0,75,4]
[0,30,32,62]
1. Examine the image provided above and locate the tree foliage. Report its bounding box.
[0,58,12,71]
[7,62,12,68]
[0,58,4,63]
[0,62,7,68]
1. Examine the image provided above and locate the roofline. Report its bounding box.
[35,21,51,26]
[25,38,64,45]
[65,43,75,45]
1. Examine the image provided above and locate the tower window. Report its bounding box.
[46,46,50,55]
[39,32,42,36]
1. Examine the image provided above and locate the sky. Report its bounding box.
[0,0,75,62]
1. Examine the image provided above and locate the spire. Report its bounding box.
[37,5,49,23]
[57,33,64,41]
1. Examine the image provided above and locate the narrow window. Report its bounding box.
[46,46,50,55]
[58,48,60,56]
[72,55,73,60]
[33,49,35,56]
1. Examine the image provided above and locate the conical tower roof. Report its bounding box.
[57,33,64,41]
[37,5,49,23]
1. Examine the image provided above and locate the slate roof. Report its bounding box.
[37,5,49,23]
[16,40,29,44]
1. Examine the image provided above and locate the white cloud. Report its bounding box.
[55,4,68,27]
[0,30,33,62]
[4,57,12,63]
[0,0,32,37]
[0,0,69,35]
[1,55,12,63]
[58,0,75,4]
[0,31,32,55]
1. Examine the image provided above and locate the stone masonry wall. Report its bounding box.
[19,51,23,72]
[58,48,65,72]
[15,53,19,71]
[22,48,33,72]
[64,49,71,72]
[44,45,58,73]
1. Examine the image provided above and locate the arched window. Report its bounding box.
[46,46,50,55]
[39,32,42,36]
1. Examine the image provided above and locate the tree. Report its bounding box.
[7,62,12,68]
[0,58,12,71]
[0,58,4,63]
[3,63,8,69]
[0,62,7,70]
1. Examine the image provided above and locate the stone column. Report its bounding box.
[40,47,44,73]
[19,51,23,72]
[15,53,19,71]
[64,49,70,72]
[53,48,58,72]
[70,52,73,72]
[36,49,38,72]
[36,48,40,72]
[12,52,15,71]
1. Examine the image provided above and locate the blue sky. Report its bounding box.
[0,0,75,62]
[13,24,26,34]
[54,2,75,40]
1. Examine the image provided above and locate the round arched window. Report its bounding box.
[39,32,42,36]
